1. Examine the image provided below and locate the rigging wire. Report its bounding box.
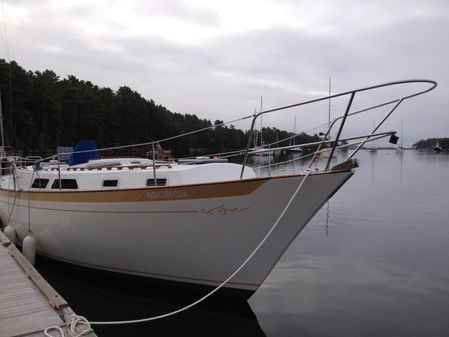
[36,114,255,163]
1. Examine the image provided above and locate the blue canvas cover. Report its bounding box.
[68,140,100,166]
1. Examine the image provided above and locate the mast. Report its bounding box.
[0,89,5,156]
[293,116,296,146]
[401,120,404,148]
[253,108,257,148]
[328,78,331,130]
[260,95,263,147]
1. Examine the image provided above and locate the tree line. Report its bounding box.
[413,138,448,150]
[0,60,319,158]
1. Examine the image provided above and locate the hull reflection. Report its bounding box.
[36,255,266,337]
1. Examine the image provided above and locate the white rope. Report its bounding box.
[44,315,93,337]
[89,168,313,325]
[44,326,64,337]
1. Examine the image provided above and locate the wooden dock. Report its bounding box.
[0,231,97,337]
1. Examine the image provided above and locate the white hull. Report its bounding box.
[0,79,437,298]
[0,171,352,293]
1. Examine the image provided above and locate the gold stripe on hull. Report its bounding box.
[0,178,267,203]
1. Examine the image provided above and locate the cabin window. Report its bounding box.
[31,178,49,189]
[51,179,79,189]
[103,180,118,187]
[146,178,167,186]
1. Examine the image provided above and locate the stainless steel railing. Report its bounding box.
[239,79,437,178]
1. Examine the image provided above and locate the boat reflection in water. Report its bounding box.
[36,256,266,337]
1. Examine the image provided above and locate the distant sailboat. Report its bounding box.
[288,116,303,154]
[250,96,274,156]
[368,120,378,153]
[395,121,404,153]
[433,141,442,153]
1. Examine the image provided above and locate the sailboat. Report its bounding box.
[0,80,436,297]
[250,96,274,157]
[433,141,442,153]
[288,116,303,154]
[395,121,404,153]
[368,120,378,153]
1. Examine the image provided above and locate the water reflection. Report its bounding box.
[251,150,449,337]
[369,149,376,182]
[324,201,330,237]
[36,257,266,337]
[397,149,404,183]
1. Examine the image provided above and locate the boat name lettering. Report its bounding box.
[146,190,188,199]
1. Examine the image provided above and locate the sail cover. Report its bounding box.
[68,140,100,166]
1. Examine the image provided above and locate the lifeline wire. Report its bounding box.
[37,114,255,163]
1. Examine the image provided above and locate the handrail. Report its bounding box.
[322,91,354,171]
[239,79,437,178]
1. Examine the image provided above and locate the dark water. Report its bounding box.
[38,150,449,336]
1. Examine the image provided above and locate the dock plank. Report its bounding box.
[0,231,97,337]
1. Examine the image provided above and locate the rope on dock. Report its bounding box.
[45,315,93,337]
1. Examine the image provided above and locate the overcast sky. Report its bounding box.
[1,0,448,145]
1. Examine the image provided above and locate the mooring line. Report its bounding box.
[43,169,313,336]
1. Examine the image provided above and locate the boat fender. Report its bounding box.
[4,225,17,245]
[23,232,36,266]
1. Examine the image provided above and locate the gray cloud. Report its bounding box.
[1,0,448,141]
[134,0,220,26]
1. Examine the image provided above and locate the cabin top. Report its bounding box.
[4,158,256,191]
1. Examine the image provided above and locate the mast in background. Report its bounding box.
[0,89,5,156]
[260,95,263,147]
[328,78,331,129]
